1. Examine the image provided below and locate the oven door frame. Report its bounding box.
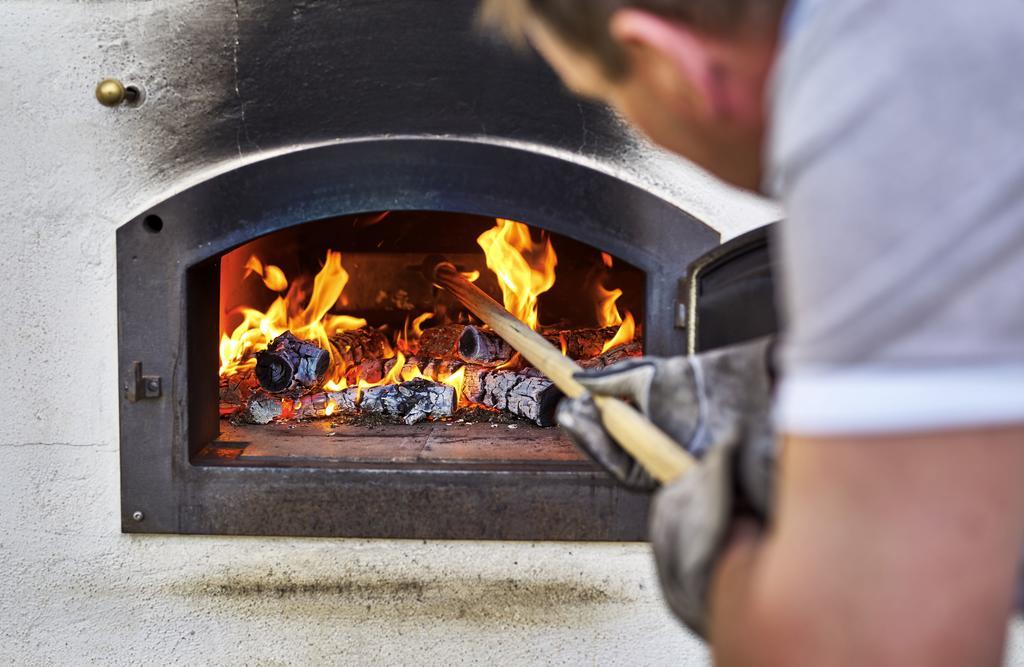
[117,137,719,540]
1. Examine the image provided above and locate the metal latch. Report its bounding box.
[125,361,162,401]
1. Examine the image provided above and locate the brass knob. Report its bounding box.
[96,78,127,107]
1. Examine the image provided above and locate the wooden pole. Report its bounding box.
[429,259,693,483]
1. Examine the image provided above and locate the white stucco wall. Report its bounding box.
[1,2,1020,665]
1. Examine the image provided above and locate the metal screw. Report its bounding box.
[132,511,145,522]
[146,379,159,392]
[96,78,126,106]
[95,78,142,107]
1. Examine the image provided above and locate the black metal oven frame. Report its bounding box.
[116,137,718,539]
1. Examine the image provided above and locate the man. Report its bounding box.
[482,0,1024,664]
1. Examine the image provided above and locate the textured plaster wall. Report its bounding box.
[0,1,1019,665]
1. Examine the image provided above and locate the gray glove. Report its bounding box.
[556,337,777,638]
[649,426,754,638]
[556,337,777,500]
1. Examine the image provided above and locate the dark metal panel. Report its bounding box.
[685,224,780,354]
[118,138,718,539]
[180,467,650,541]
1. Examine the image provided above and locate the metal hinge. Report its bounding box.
[124,361,162,401]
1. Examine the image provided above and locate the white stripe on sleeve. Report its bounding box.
[774,364,1024,436]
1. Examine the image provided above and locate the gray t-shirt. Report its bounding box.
[767,0,1024,435]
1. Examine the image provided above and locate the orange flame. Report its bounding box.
[244,254,289,292]
[600,252,614,268]
[594,284,624,328]
[382,350,407,386]
[411,312,434,338]
[439,366,467,405]
[219,250,367,381]
[477,218,557,330]
[602,311,635,353]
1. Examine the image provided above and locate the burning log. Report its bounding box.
[415,324,465,358]
[542,326,620,360]
[238,393,286,425]
[421,357,464,380]
[462,366,561,426]
[254,331,331,397]
[294,388,361,419]
[576,341,644,370]
[219,370,259,411]
[458,324,631,365]
[360,378,456,425]
[237,387,363,424]
[457,325,514,366]
[328,387,361,413]
[345,358,386,385]
[328,328,391,367]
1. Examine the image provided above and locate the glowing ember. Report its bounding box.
[477,218,557,330]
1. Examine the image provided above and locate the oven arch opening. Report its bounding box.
[118,138,719,540]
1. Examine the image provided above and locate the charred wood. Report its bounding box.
[415,324,466,358]
[237,392,286,425]
[457,325,628,366]
[219,369,259,410]
[576,341,644,370]
[542,326,620,360]
[345,358,385,385]
[462,366,561,426]
[457,325,514,366]
[329,328,391,367]
[254,331,331,396]
[360,378,456,425]
[294,388,361,419]
[421,357,464,380]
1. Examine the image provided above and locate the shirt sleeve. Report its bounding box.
[767,0,1024,436]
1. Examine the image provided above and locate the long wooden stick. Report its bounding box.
[430,260,693,483]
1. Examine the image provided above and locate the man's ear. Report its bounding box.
[609,9,726,119]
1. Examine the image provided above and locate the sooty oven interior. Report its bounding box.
[116,1,731,540]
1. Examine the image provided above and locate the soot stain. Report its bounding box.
[176,571,623,626]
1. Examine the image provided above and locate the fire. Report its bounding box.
[382,351,408,385]
[244,255,289,292]
[477,218,557,330]
[411,312,434,338]
[219,250,367,380]
[593,253,635,351]
[594,284,624,327]
[602,311,635,353]
[219,216,643,426]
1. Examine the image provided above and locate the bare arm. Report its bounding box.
[709,426,1024,667]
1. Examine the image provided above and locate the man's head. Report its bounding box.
[482,0,787,190]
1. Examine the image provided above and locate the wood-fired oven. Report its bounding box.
[115,1,776,541]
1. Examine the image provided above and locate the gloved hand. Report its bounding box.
[649,425,764,638]
[555,337,777,638]
[555,337,777,498]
